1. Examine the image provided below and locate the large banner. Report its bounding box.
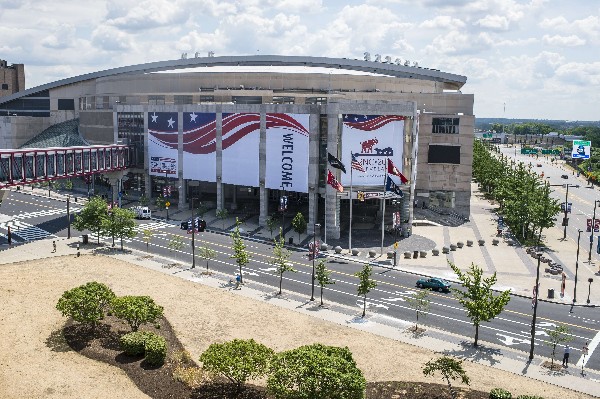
[571,140,591,159]
[340,114,405,186]
[182,112,217,182]
[221,113,260,186]
[265,113,310,193]
[148,112,178,177]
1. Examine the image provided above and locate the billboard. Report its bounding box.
[340,114,405,186]
[182,113,217,182]
[571,140,591,159]
[221,113,260,187]
[265,113,310,193]
[148,112,178,177]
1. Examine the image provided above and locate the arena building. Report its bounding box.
[0,55,474,240]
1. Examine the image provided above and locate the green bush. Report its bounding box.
[56,282,115,327]
[110,295,164,331]
[120,331,153,356]
[516,396,544,399]
[144,333,167,366]
[490,388,512,399]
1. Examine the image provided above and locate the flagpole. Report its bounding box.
[349,152,353,252]
[381,159,387,256]
[324,169,328,246]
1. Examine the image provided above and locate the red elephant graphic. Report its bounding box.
[361,138,378,153]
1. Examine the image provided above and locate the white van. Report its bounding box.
[132,206,151,220]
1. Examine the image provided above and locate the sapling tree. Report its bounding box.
[198,244,217,273]
[73,196,109,244]
[406,289,430,332]
[315,259,335,306]
[168,234,185,252]
[266,215,278,238]
[141,228,153,250]
[291,212,307,243]
[544,324,572,368]
[270,228,295,295]
[355,264,377,318]
[216,208,229,230]
[423,356,470,399]
[230,218,250,284]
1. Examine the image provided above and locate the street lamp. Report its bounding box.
[587,278,594,305]
[279,185,287,242]
[191,197,196,269]
[562,184,579,240]
[67,195,71,239]
[310,223,321,301]
[588,200,600,262]
[391,199,401,266]
[570,229,583,313]
[529,252,542,360]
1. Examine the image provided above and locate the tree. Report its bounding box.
[355,265,377,318]
[200,338,274,391]
[544,325,572,368]
[110,295,164,332]
[196,202,208,219]
[64,179,73,191]
[315,259,335,306]
[266,215,278,238]
[450,262,511,347]
[141,228,153,250]
[271,228,295,295]
[406,290,430,332]
[198,244,216,273]
[291,212,307,243]
[423,356,470,399]
[102,207,136,250]
[73,196,109,244]
[55,282,115,328]
[155,196,166,210]
[267,343,366,399]
[230,218,251,284]
[168,234,185,252]
[216,208,229,230]
[139,194,149,206]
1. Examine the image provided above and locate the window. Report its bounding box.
[432,117,459,134]
[57,99,75,110]
[174,95,193,105]
[1,83,8,90]
[272,96,295,104]
[199,95,214,103]
[306,97,327,105]
[232,96,262,104]
[428,145,460,164]
[148,95,165,105]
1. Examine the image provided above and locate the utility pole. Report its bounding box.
[529,253,542,360]
[191,197,196,269]
[588,200,599,262]
[67,195,71,239]
[571,229,583,313]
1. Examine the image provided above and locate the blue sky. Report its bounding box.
[1,0,598,121]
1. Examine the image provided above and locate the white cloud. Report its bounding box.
[539,16,569,30]
[266,0,324,13]
[91,25,134,52]
[555,62,600,86]
[105,0,190,31]
[419,16,465,29]
[542,34,585,47]
[475,14,510,30]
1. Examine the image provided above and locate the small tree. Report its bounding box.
[406,290,430,332]
[168,235,186,252]
[544,325,572,368]
[315,259,335,306]
[271,228,295,295]
[216,208,229,230]
[196,202,208,219]
[110,295,164,332]
[73,196,109,244]
[355,265,377,318]
[198,244,217,273]
[155,196,166,210]
[139,194,149,206]
[423,356,470,399]
[267,343,366,399]
[291,212,307,243]
[64,179,73,191]
[102,207,136,250]
[55,282,115,328]
[266,215,278,238]
[141,228,153,250]
[450,262,511,347]
[230,218,251,284]
[200,339,274,391]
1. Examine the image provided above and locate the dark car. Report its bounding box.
[536,163,542,167]
[180,218,206,232]
[561,174,569,179]
[416,277,451,292]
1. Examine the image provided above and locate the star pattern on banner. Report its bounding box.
[190,112,197,122]
[167,117,175,128]
[151,112,158,123]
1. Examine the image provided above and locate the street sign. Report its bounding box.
[586,218,600,233]
[279,196,288,212]
[165,201,170,208]
[393,242,398,249]
[308,240,320,260]
[560,202,572,213]
[521,148,538,154]
[357,191,365,202]
[392,211,401,228]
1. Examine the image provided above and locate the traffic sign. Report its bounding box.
[165,201,170,208]
[279,196,288,212]
[586,218,600,233]
[393,242,398,249]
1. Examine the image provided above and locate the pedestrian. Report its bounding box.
[52,240,56,253]
[560,272,566,298]
[234,274,241,290]
[562,344,571,367]
[581,342,589,375]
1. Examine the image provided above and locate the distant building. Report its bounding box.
[0,59,25,98]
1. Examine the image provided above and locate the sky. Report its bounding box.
[1,0,599,121]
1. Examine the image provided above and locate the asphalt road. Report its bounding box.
[1,190,599,375]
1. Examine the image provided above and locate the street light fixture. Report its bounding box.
[588,200,600,262]
[570,229,583,313]
[391,199,401,266]
[529,252,542,360]
[561,184,579,240]
[587,278,594,305]
[310,223,321,301]
[67,195,71,239]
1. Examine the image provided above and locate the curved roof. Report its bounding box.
[0,55,467,105]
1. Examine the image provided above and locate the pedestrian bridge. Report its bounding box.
[0,144,132,189]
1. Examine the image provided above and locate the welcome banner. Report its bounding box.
[340,114,405,186]
[221,113,261,187]
[182,112,217,182]
[265,113,310,193]
[148,112,178,177]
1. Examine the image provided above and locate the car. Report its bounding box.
[180,217,206,232]
[561,174,569,179]
[536,163,542,167]
[416,277,451,292]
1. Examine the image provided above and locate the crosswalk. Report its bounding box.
[11,208,79,220]
[0,220,57,241]
[87,220,177,243]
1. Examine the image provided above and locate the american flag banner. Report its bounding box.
[148,112,179,177]
[351,152,365,172]
[182,113,217,182]
[327,170,344,192]
[342,114,406,131]
[221,113,261,187]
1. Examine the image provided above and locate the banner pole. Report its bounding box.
[349,152,353,253]
[381,160,387,256]
[324,169,328,246]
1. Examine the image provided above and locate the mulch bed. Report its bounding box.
[62,317,489,399]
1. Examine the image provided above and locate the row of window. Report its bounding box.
[432,117,459,134]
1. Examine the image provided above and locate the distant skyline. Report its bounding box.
[1,0,598,120]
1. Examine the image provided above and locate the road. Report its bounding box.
[1,190,599,375]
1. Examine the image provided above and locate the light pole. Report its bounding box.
[588,200,600,262]
[310,223,321,301]
[587,278,593,305]
[279,185,287,242]
[529,252,542,360]
[67,195,71,239]
[391,199,400,266]
[570,229,583,313]
[562,184,578,240]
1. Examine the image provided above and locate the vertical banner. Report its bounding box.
[341,114,405,186]
[148,112,178,177]
[182,112,217,182]
[571,140,591,159]
[265,113,310,192]
[221,113,260,187]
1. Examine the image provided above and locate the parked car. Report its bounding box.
[536,163,542,167]
[180,217,207,232]
[561,174,569,179]
[131,206,151,220]
[416,277,451,292]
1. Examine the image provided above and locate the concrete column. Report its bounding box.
[144,107,152,200]
[216,112,224,210]
[258,109,267,225]
[307,113,320,237]
[326,114,340,240]
[177,111,185,209]
[231,185,237,210]
[308,191,318,236]
[259,186,268,226]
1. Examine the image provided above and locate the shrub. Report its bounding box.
[111,295,164,331]
[490,388,512,399]
[120,331,153,356]
[56,282,115,327]
[144,333,167,366]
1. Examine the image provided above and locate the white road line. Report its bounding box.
[576,329,600,368]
